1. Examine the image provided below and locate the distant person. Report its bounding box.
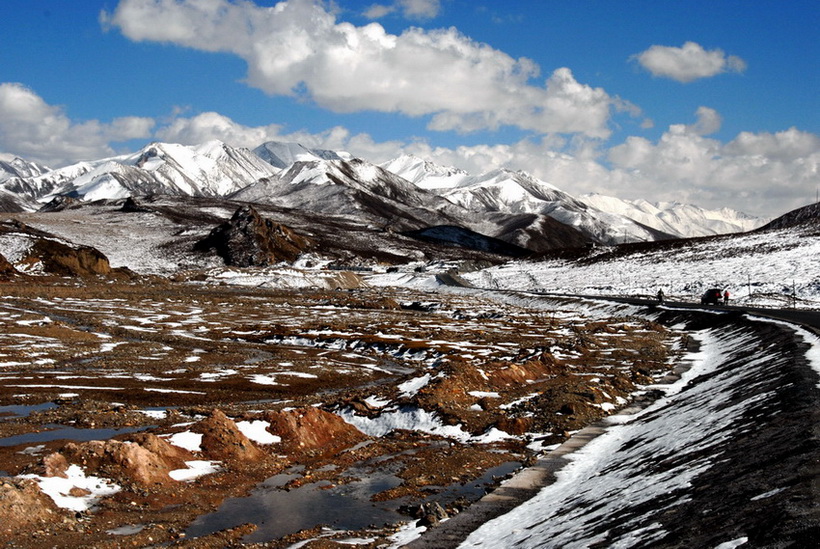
[723,290,730,305]
[657,289,665,304]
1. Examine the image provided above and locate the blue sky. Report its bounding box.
[1,0,818,217]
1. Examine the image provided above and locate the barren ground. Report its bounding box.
[0,278,681,548]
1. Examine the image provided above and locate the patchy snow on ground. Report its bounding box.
[22,464,121,512]
[236,420,281,445]
[457,226,820,309]
[165,431,203,452]
[169,460,222,482]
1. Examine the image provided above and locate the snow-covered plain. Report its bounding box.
[456,225,820,310]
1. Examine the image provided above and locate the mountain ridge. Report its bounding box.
[1,140,770,251]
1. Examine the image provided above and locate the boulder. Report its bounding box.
[195,205,313,266]
[59,438,192,486]
[192,409,265,462]
[0,478,67,537]
[264,407,367,455]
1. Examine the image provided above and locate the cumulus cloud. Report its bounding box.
[0,83,153,167]
[3,84,816,218]
[685,106,722,136]
[103,0,630,137]
[634,41,747,83]
[155,112,287,148]
[364,0,442,20]
[606,113,818,216]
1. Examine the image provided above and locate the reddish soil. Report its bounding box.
[0,279,682,548]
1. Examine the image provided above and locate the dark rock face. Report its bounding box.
[37,195,81,213]
[120,196,150,213]
[0,253,18,279]
[28,239,112,277]
[195,205,313,267]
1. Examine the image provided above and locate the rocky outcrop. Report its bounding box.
[37,195,81,213]
[264,407,367,456]
[0,478,68,538]
[0,219,129,278]
[0,252,18,279]
[192,409,265,462]
[56,436,192,487]
[27,239,113,277]
[195,205,313,266]
[120,196,150,213]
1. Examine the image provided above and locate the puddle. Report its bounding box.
[0,425,150,447]
[421,460,522,504]
[186,470,404,543]
[0,402,58,421]
[107,524,145,536]
[186,458,522,544]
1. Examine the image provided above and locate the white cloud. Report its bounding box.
[2,84,816,218]
[0,83,153,167]
[105,0,629,137]
[365,0,441,20]
[634,41,747,83]
[606,115,819,216]
[685,106,722,136]
[154,112,287,148]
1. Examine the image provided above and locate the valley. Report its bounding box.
[0,279,681,547]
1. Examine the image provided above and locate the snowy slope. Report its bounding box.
[253,141,351,170]
[581,193,768,237]
[380,154,469,190]
[458,224,820,309]
[26,141,278,203]
[232,157,470,231]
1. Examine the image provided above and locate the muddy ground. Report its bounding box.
[0,278,681,548]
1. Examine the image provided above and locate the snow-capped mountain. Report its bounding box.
[1,140,769,251]
[16,141,278,203]
[382,159,671,244]
[253,142,351,170]
[232,155,593,252]
[232,157,472,232]
[0,157,51,182]
[580,193,768,237]
[380,154,469,190]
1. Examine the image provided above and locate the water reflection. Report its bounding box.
[0,402,57,420]
[0,425,149,447]
[186,469,404,543]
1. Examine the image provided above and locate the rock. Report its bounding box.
[41,452,69,478]
[0,478,68,537]
[192,409,265,462]
[0,252,18,279]
[264,407,367,455]
[60,438,191,486]
[195,205,313,266]
[120,196,149,213]
[416,501,449,527]
[494,416,533,436]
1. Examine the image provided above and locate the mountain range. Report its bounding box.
[0,140,770,254]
